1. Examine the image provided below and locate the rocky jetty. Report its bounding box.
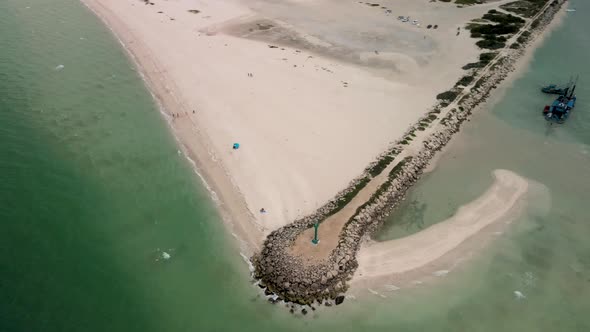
[252,0,564,307]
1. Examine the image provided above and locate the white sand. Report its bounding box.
[82,0,501,247]
[353,169,529,282]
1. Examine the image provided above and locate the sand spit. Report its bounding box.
[354,169,528,282]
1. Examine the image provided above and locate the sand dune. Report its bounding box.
[353,169,529,282]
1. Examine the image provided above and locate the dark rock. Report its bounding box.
[335,295,345,305]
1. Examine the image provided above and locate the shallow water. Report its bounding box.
[1,0,589,331]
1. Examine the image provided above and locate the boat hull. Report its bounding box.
[544,95,576,123]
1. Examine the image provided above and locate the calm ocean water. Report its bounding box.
[1,0,588,331]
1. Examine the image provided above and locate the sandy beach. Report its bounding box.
[81,0,508,247]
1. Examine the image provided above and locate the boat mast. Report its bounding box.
[569,75,579,98]
[563,76,572,96]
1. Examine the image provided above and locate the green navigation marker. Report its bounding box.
[312,222,319,245]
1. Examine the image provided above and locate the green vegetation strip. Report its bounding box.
[455,0,483,5]
[327,176,371,217]
[463,52,498,70]
[456,75,475,86]
[346,157,413,224]
[501,0,550,18]
[436,90,460,102]
[465,8,528,50]
[368,155,395,177]
[326,149,400,217]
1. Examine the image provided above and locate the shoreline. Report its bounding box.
[80,0,567,308]
[80,0,265,255]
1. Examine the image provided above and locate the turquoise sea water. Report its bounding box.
[1,0,589,331]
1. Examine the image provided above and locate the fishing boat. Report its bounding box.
[541,84,568,95]
[541,76,577,95]
[543,77,578,123]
